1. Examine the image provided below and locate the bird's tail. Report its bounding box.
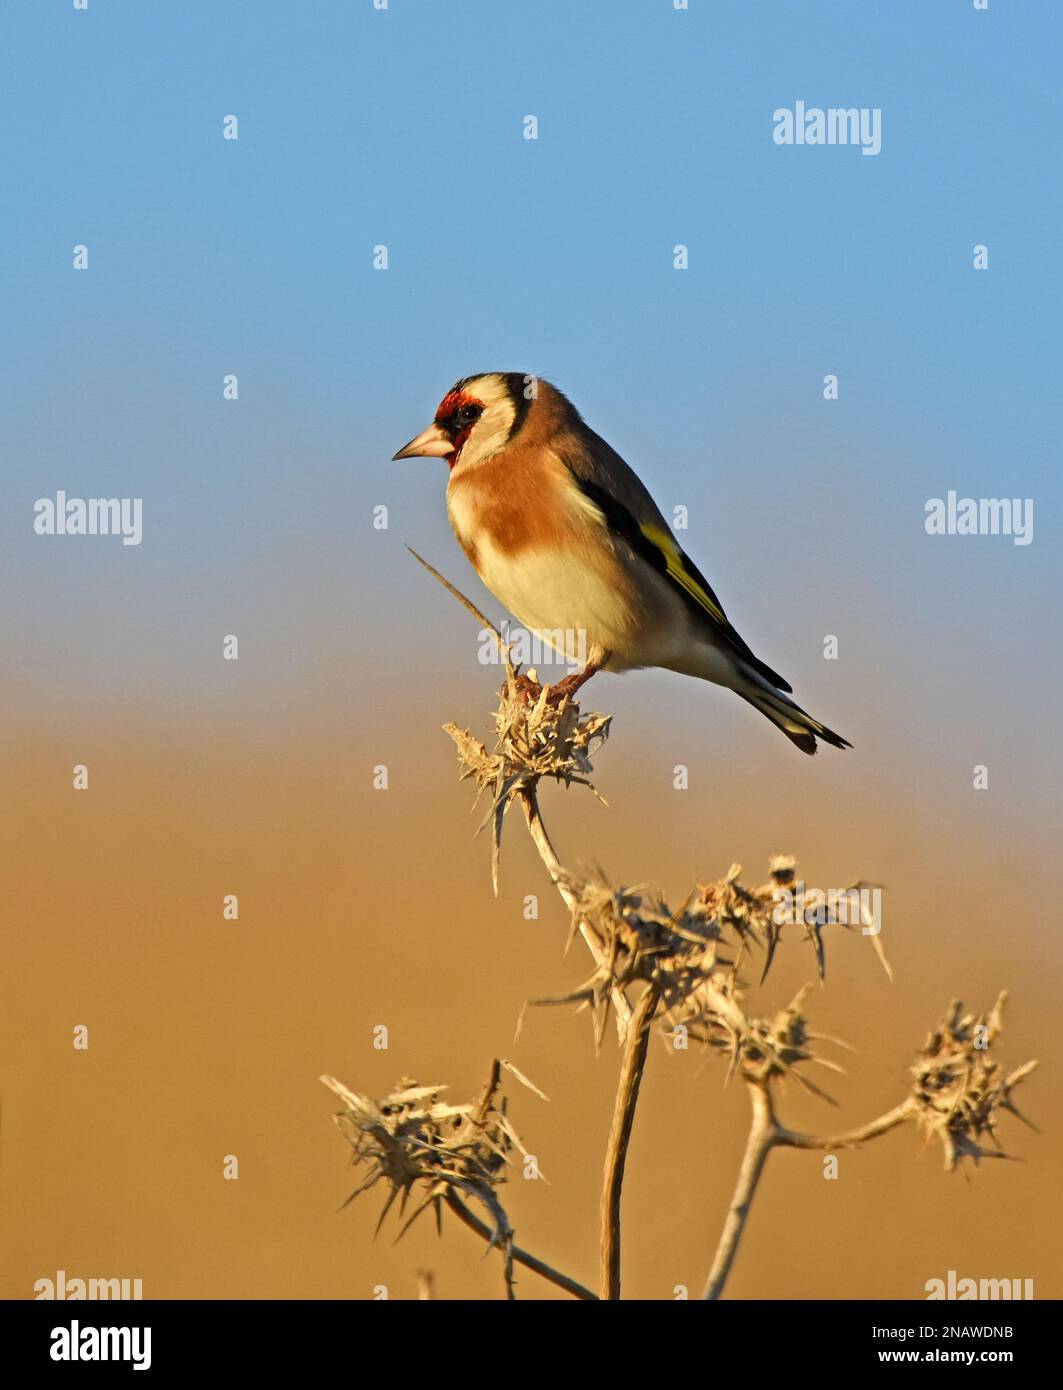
[740,687,851,756]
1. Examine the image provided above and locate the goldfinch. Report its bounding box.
[394,373,850,755]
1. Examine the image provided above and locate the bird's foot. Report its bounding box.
[502,672,583,709]
[505,655,609,708]
[545,656,609,706]
[543,672,586,706]
[506,673,547,705]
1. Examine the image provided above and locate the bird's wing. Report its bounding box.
[558,429,792,693]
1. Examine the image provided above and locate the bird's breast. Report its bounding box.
[446,465,646,662]
[447,455,578,556]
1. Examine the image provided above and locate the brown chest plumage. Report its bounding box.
[447,447,583,573]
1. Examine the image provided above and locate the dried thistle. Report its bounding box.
[445,677,610,892]
[751,855,893,983]
[322,1059,595,1300]
[528,858,882,1061]
[320,1060,539,1290]
[678,984,847,1102]
[531,872,733,1051]
[909,993,1038,1170]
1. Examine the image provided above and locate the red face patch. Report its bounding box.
[434,392,484,469]
[434,390,480,423]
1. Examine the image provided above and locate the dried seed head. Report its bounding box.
[672,980,842,1100]
[320,1060,539,1252]
[533,857,866,1088]
[445,679,611,890]
[909,994,1038,1170]
[445,678,611,803]
[767,854,797,885]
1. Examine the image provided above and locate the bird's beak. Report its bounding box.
[392,422,453,460]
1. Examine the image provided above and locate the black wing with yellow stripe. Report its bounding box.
[571,475,792,694]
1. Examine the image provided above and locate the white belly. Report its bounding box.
[446,480,743,683]
[476,537,634,662]
[463,529,709,676]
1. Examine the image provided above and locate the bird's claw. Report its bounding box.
[503,674,581,709]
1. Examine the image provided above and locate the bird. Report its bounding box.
[393,372,850,754]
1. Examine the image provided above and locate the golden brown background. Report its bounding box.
[2,611,1058,1300]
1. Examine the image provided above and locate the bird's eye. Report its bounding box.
[454,404,482,428]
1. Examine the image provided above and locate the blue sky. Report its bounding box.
[1,1,1059,790]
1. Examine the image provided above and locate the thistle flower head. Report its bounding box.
[320,1060,539,1245]
[446,676,611,801]
[909,994,1038,1170]
[534,859,863,1087]
[445,678,611,892]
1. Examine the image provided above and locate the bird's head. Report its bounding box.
[392,372,536,471]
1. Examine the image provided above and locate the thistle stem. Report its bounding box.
[600,983,660,1299]
[703,1087,916,1299]
[702,1083,777,1300]
[443,1191,597,1301]
[519,788,633,1040]
[775,1100,915,1150]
